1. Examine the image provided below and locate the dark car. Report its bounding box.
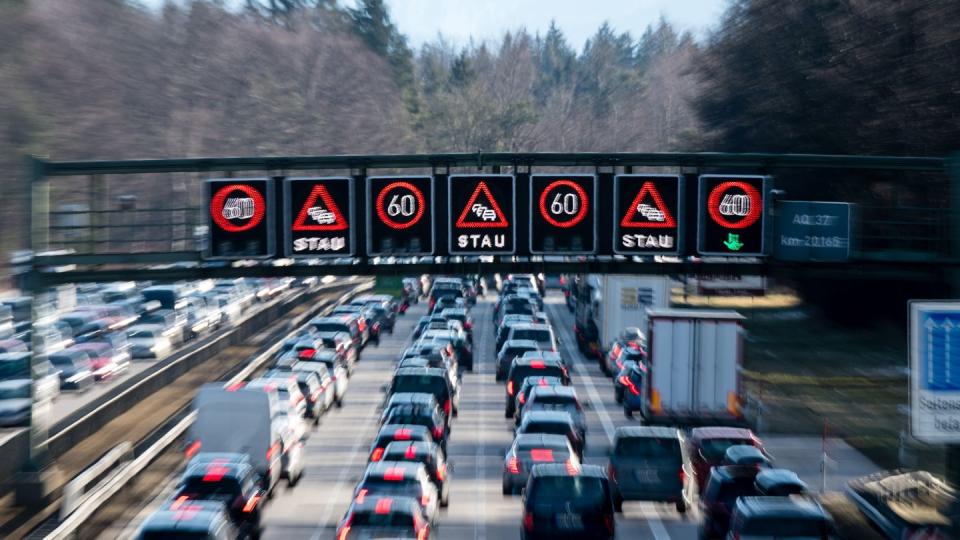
[699,465,763,539]
[336,495,432,540]
[421,330,472,371]
[517,411,584,458]
[413,315,448,340]
[514,375,564,421]
[503,433,579,495]
[309,316,363,354]
[46,349,95,390]
[523,385,586,439]
[495,339,541,381]
[388,367,459,417]
[522,463,615,540]
[354,461,440,523]
[355,295,398,335]
[380,404,449,453]
[603,339,646,377]
[382,440,451,507]
[170,454,266,539]
[506,358,570,417]
[689,427,765,493]
[608,426,692,513]
[135,499,238,540]
[754,468,809,496]
[381,392,447,428]
[439,308,473,342]
[728,496,836,539]
[369,424,436,462]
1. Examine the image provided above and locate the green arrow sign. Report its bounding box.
[723,233,744,251]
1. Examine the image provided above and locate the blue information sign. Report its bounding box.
[910,301,960,443]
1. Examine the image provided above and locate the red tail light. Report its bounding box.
[355,488,368,503]
[337,524,351,540]
[619,375,641,396]
[432,426,444,440]
[374,498,392,514]
[436,464,446,481]
[395,428,412,440]
[405,445,417,459]
[185,440,202,458]
[507,457,520,474]
[203,465,228,482]
[266,442,281,461]
[242,494,261,513]
[530,360,545,369]
[421,494,430,506]
[370,447,384,462]
[565,459,579,475]
[518,393,526,405]
[464,320,473,330]
[507,380,515,395]
[384,467,405,481]
[298,348,316,359]
[225,382,244,392]
[523,512,534,531]
[444,399,452,416]
[530,449,554,462]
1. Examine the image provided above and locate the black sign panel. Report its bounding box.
[284,177,354,258]
[448,174,515,254]
[698,175,769,256]
[614,174,682,255]
[530,174,596,254]
[367,176,435,255]
[205,178,274,259]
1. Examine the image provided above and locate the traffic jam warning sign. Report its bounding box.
[614,174,682,255]
[367,176,434,255]
[698,175,769,256]
[530,175,596,253]
[448,175,515,254]
[284,177,353,257]
[205,178,274,259]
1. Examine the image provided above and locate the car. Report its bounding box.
[506,358,570,418]
[169,454,266,539]
[355,461,440,523]
[381,392,447,427]
[430,295,460,315]
[354,295,398,335]
[495,339,541,381]
[506,323,558,353]
[403,340,460,381]
[125,324,174,359]
[309,316,363,354]
[266,368,328,420]
[439,308,473,342]
[136,309,188,346]
[421,329,473,371]
[514,375,563,420]
[690,427,766,493]
[291,356,347,407]
[369,424,436,462]
[336,495,432,540]
[135,499,238,540]
[46,349,95,390]
[380,403,449,453]
[396,357,434,370]
[382,441,451,507]
[387,367,459,418]
[0,379,31,427]
[521,463,615,540]
[503,433,579,495]
[618,361,648,413]
[517,411,584,458]
[699,465,764,539]
[413,315,447,340]
[608,426,693,513]
[495,295,538,325]
[244,378,310,446]
[754,469,809,496]
[67,342,130,380]
[331,306,375,345]
[523,385,586,439]
[0,339,28,353]
[722,445,773,470]
[727,496,837,539]
[603,338,646,376]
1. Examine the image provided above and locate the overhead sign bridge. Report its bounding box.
[21,151,956,285]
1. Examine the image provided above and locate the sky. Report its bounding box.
[140,0,729,51]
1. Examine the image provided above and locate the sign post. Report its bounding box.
[613,174,683,255]
[204,178,274,259]
[910,301,960,444]
[697,175,770,256]
[774,201,852,261]
[448,174,516,255]
[367,176,435,256]
[529,174,596,254]
[284,177,354,257]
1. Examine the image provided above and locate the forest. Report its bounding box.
[1,0,958,267]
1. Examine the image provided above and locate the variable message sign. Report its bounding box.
[448,174,516,255]
[613,174,682,255]
[367,176,435,255]
[530,174,596,254]
[205,178,274,259]
[775,201,852,262]
[284,177,354,257]
[698,175,769,256]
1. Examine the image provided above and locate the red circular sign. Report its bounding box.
[538,179,589,228]
[210,184,265,233]
[375,181,426,230]
[706,181,762,229]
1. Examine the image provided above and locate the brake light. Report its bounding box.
[444,399,452,416]
[530,360,545,369]
[523,512,534,531]
[405,445,417,459]
[464,320,472,330]
[417,525,429,540]
[507,380,515,395]
[395,428,412,440]
[185,440,202,458]
[432,426,444,440]
[242,493,261,513]
[370,447,384,462]
[355,488,368,503]
[530,449,554,462]
[337,525,350,540]
[507,457,520,474]
[436,464,446,481]
[171,495,190,510]
[384,467,405,481]
[225,382,244,392]
[565,459,579,475]
[375,498,393,514]
[518,393,526,405]
[266,441,281,461]
[619,375,641,396]
[298,348,316,359]
[421,494,430,506]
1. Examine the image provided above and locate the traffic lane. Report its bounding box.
[261,301,426,540]
[545,295,700,540]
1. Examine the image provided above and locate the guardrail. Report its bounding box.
[41,280,371,539]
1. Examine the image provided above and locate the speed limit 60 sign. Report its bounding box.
[530,174,596,254]
[205,178,274,259]
[697,175,770,256]
[367,176,435,255]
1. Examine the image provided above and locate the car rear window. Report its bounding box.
[313,322,349,333]
[517,438,569,451]
[393,376,447,397]
[717,476,758,508]
[512,365,563,382]
[532,394,577,406]
[180,477,242,500]
[699,438,754,461]
[528,477,608,508]
[740,517,829,535]
[350,510,414,527]
[615,437,681,460]
[512,329,552,343]
[524,422,570,436]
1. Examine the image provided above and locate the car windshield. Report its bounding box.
[0,385,30,399]
[740,516,829,535]
[528,477,608,508]
[615,437,681,460]
[700,438,754,462]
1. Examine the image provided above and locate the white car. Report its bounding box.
[126,324,173,359]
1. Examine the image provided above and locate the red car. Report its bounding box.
[67,342,129,380]
[689,427,765,493]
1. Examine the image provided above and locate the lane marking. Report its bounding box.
[473,301,490,540]
[547,298,671,540]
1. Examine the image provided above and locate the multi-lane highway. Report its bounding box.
[108,291,881,539]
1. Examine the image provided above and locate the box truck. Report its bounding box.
[573,275,671,360]
[622,309,746,426]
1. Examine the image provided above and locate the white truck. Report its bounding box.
[625,308,746,426]
[573,274,671,360]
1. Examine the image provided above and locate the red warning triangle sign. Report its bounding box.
[455,181,509,228]
[292,184,349,231]
[620,181,676,228]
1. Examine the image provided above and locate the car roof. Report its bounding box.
[755,469,807,492]
[615,426,680,439]
[691,426,755,440]
[529,385,577,398]
[723,445,768,464]
[440,308,467,315]
[142,501,228,531]
[511,323,551,331]
[365,460,426,477]
[734,496,830,520]
[503,339,539,348]
[530,463,607,479]
[387,393,439,405]
[523,410,575,424]
[393,367,447,377]
[514,433,571,447]
[377,424,432,439]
